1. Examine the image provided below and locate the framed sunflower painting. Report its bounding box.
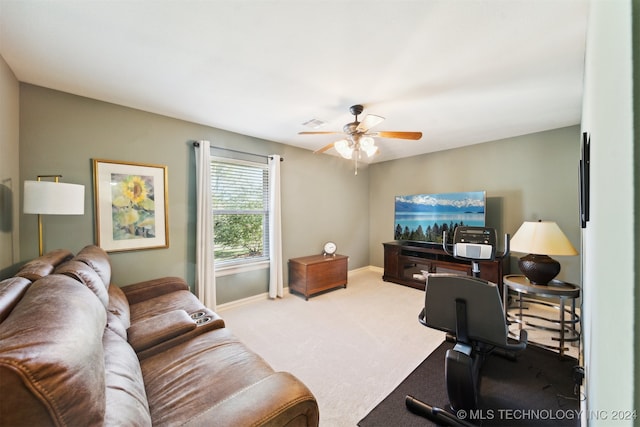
[93,159,169,252]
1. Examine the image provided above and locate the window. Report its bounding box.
[211,157,269,268]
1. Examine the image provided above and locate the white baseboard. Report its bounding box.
[216,288,291,312]
[217,265,382,312]
[362,265,384,275]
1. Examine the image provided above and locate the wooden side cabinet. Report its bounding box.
[288,254,348,300]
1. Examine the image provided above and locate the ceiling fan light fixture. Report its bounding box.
[302,104,421,174]
[334,139,353,159]
[360,136,377,157]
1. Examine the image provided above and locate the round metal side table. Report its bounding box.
[503,274,580,358]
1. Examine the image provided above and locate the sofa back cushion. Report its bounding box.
[0,275,107,426]
[107,310,129,341]
[108,284,131,329]
[55,259,110,308]
[75,245,112,286]
[0,277,32,323]
[14,248,73,281]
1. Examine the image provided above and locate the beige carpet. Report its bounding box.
[218,268,445,427]
[218,268,579,426]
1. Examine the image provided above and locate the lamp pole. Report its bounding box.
[35,175,62,256]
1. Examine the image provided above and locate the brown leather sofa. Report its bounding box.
[0,246,319,426]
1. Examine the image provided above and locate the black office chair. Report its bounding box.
[406,227,527,426]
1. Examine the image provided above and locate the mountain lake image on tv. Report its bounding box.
[394,191,486,244]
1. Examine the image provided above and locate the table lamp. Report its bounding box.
[24,175,85,256]
[509,220,577,285]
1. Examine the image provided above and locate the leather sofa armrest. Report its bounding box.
[121,277,189,304]
[127,310,197,353]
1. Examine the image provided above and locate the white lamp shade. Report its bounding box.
[24,180,85,215]
[510,221,577,256]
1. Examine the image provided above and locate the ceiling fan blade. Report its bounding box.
[313,142,336,154]
[299,131,343,135]
[375,131,423,140]
[356,114,385,132]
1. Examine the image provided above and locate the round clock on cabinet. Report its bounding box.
[323,241,337,256]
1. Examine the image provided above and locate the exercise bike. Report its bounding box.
[405,226,527,426]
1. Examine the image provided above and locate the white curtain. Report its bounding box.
[268,155,283,298]
[194,140,216,309]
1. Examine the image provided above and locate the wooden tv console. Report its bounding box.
[382,241,509,294]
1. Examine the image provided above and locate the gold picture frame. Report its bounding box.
[93,159,169,252]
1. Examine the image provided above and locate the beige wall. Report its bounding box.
[0,55,20,273]
[16,84,582,301]
[18,84,370,304]
[369,126,581,285]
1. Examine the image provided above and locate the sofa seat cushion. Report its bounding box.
[0,275,107,426]
[103,327,152,427]
[14,248,73,281]
[141,328,290,426]
[141,328,318,426]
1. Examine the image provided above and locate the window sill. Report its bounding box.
[215,260,270,277]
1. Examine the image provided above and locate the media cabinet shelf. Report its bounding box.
[382,241,509,293]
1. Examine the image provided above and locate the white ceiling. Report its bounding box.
[0,0,589,163]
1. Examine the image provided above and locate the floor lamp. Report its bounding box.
[23,175,85,256]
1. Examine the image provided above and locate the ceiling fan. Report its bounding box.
[299,104,422,174]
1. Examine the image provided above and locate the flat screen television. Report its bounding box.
[394,191,486,244]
